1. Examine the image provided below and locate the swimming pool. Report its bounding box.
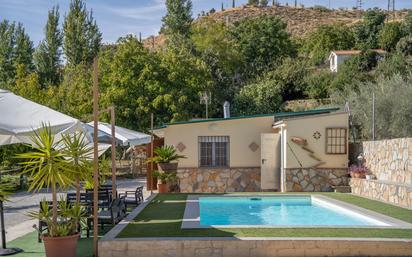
[197,196,390,227]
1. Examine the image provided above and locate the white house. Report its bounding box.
[328,49,386,72]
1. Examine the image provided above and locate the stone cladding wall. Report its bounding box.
[285,168,348,192]
[177,167,260,193]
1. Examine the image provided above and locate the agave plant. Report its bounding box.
[17,124,76,224]
[60,132,93,203]
[147,145,186,163]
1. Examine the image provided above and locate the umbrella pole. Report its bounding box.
[110,107,117,199]
[0,200,22,256]
[150,113,154,195]
[92,56,99,257]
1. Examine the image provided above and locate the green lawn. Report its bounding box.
[118,193,412,238]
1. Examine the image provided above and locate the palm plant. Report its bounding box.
[60,132,93,203]
[147,145,186,163]
[17,124,76,224]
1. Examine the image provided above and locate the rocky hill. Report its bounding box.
[144,5,409,50]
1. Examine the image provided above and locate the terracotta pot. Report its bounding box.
[43,233,79,257]
[350,172,365,179]
[157,183,169,193]
[158,162,178,173]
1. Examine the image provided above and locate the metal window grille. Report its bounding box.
[198,136,230,167]
[325,128,347,154]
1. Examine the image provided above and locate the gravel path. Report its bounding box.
[2,178,149,242]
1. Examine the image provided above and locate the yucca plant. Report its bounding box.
[60,132,93,203]
[17,124,76,225]
[28,198,88,237]
[147,145,186,163]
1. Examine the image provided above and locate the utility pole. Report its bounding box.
[232,0,235,8]
[294,0,297,8]
[388,0,395,21]
[356,0,363,18]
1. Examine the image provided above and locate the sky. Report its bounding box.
[1,0,412,46]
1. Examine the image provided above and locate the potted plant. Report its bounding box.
[147,145,185,173]
[17,125,82,257]
[153,171,176,193]
[349,165,368,179]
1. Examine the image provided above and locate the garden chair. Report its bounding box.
[118,186,144,209]
[86,198,126,238]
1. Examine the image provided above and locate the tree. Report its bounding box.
[353,8,386,49]
[13,23,34,72]
[301,23,355,65]
[378,22,403,51]
[247,0,259,6]
[0,20,15,88]
[303,70,334,99]
[264,57,309,101]
[63,0,102,66]
[191,19,243,115]
[162,0,193,39]
[260,0,269,7]
[396,35,412,56]
[233,78,282,115]
[333,74,412,139]
[55,63,93,120]
[402,11,412,36]
[231,16,294,77]
[13,64,45,104]
[375,53,412,78]
[34,6,63,87]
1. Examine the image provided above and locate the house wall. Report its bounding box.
[330,53,353,72]
[163,116,275,168]
[284,112,349,169]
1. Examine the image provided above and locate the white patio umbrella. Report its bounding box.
[0,89,85,145]
[85,122,151,146]
[0,89,109,255]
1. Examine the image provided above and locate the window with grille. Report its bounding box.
[198,136,230,167]
[325,128,347,154]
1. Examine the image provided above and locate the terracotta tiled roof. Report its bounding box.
[332,49,387,55]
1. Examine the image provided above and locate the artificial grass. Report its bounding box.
[8,226,113,257]
[118,193,412,238]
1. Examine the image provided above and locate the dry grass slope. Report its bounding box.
[143,5,409,50]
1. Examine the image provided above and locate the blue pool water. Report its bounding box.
[199,196,383,226]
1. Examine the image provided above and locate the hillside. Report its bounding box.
[143,5,409,50]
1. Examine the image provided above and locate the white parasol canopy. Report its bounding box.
[85,122,151,147]
[0,89,86,145]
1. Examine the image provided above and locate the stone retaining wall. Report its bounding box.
[99,238,412,257]
[285,168,349,192]
[177,167,260,193]
[350,178,412,209]
[363,138,412,184]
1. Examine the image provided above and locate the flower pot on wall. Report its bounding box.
[158,162,178,173]
[158,183,169,193]
[350,172,365,179]
[43,233,79,257]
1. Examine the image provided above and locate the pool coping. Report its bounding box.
[181,194,412,229]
